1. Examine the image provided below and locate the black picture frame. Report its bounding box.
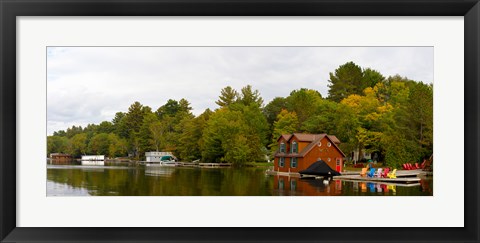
[1,0,478,242]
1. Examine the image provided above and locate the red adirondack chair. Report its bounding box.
[382,168,390,178]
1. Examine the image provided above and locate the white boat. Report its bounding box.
[145,154,178,167]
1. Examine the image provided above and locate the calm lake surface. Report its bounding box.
[47,163,433,196]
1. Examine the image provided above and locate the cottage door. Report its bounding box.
[336,158,341,172]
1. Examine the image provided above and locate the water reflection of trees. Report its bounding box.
[47,167,274,196]
[47,167,433,196]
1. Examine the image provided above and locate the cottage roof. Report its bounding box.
[291,133,325,142]
[277,134,292,142]
[275,133,345,158]
[327,135,341,144]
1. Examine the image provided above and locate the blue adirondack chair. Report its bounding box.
[367,168,376,177]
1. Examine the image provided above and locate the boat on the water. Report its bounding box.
[299,160,341,178]
[145,155,179,167]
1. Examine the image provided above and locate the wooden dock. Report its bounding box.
[177,162,199,166]
[333,175,421,184]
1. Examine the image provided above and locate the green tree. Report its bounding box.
[302,99,339,134]
[216,86,239,108]
[270,109,299,154]
[334,102,361,156]
[112,112,128,138]
[67,133,88,157]
[238,85,263,107]
[153,98,194,156]
[361,68,385,91]
[236,103,269,159]
[149,121,164,152]
[285,88,322,126]
[53,130,66,137]
[224,135,251,165]
[327,61,364,102]
[47,136,69,156]
[65,125,84,138]
[107,133,127,158]
[124,101,148,137]
[263,97,287,127]
[96,121,114,134]
[407,82,433,156]
[156,99,180,118]
[88,133,111,156]
[121,102,151,157]
[202,104,268,166]
[138,112,158,155]
[177,109,212,161]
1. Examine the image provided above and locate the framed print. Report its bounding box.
[1,0,479,242]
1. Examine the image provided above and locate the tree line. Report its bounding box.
[48,61,433,168]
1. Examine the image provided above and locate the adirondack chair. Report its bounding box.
[376,168,383,178]
[367,168,376,177]
[387,169,397,179]
[415,163,420,169]
[382,168,390,178]
[402,164,408,170]
[360,167,368,177]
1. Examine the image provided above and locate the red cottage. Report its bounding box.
[273,133,345,173]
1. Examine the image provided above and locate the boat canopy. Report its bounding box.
[299,160,341,176]
[160,155,174,161]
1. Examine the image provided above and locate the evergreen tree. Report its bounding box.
[327,61,364,102]
[215,86,239,108]
[239,85,263,107]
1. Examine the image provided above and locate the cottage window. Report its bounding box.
[291,141,298,153]
[327,142,332,147]
[318,142,322,147]
[279,178,284,190]
[279,157,285,167]
[291,157,297,168]
[280,142,286,153]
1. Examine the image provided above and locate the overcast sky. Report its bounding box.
[47,46,433,135]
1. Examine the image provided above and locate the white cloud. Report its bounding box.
[47,46,433,135]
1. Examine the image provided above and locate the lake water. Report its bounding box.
[47,163,433,196]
